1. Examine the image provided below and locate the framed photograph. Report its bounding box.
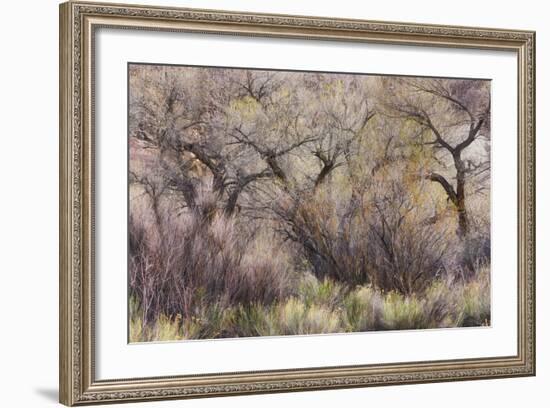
[59,1,535,405]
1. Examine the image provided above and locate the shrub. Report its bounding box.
[221,304,275,338]
[275,298,342,335]
[281,191,372,287]
[130,264,491,341]
[297,275,346,308]
[342,286,383,331]
[366,181,455,295]
[379,292,426,330]
[129,312,183,342]
[456,264,491,326]
[277,181,454,295]
[421,280,457,328]
[129,194,293,327]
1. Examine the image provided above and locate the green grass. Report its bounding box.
[129,266,491,342]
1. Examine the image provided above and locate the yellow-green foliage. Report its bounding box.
[229,96,261,120]
[130,314,184,343]
[380,292,426,330]
[298,276,344,308]
[129,264,491,342]
[457,265,491,327]
[342,286,382,331]
[273,298,341,335]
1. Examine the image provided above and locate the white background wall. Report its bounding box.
[0,0,546,407]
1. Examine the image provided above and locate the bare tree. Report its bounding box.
[130,67,285,218]
[129,64,491,311]
[378,77,491,239]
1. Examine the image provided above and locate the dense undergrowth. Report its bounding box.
[127,66,492,343]
[129,264,490,342]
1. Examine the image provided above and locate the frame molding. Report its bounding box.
[59,1,535,405]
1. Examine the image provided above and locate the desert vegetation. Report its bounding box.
[128,64,491,342]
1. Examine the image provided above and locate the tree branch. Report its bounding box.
[427,172,458,207]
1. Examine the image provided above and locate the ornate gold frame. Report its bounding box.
[59,1,536,405]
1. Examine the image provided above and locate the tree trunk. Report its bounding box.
[224,189,241,216]
[453,152,475,273]
[453,152,469,238]
[314,161,335,189]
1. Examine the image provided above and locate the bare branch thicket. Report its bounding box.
[129,195,294,326]
[379,77,490,238]
[128,65,491,319]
